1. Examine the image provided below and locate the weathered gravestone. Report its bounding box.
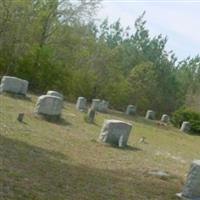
[145,110,155,120]
[91,99,101,111]
[160,114,170,123]
[17,113,24,122]
[47,90,63,100]
[180,121,191,133]
[98,100,109,112]
[98,119,132,147]
[76,97,87,111]
[126,105,136,115]
[0,76,28,95]
[177,160,200,200]
[34,95,63,117]
[86,107,96,123]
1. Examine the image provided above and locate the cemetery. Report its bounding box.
[1,75,200,200]
[0,1,200,199]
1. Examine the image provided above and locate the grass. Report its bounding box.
[1,93,200,200]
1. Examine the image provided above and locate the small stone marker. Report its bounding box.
[145,110,155,120]
[98,119,132,147]
[17,113,24,122]
[86,107,95,123]
[180,121,191,133]
[126,105,136,115]
[0,76,28,95]
[76,97,87,111]
[34,95,63,117]
[92,99,101,111]
[98,100,109,112]
[47,90,63,100]
[177,160,200,200]
[160,114,169,123]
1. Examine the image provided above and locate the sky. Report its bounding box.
[97,0,200,60]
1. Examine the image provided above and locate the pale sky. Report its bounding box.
[97,0,200,60]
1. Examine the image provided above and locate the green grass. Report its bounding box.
[1,93,200,200]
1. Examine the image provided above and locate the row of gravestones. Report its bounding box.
[1,75,199,200]
[0,76,192,133]
[126,106,190,133]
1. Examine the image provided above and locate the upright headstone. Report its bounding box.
[76,97,87,111]
[0,76,28,95]
[126,105,136,115]
[34,95,63,117]
[160,114,169,123]
[92,99,101,111]
[145,110,155,120]
[17,113,24,122]
[98,119,132,147]
[86,107,96,123]
[47,90,63,100]
[177,160,200,200]
[98,100,109,112]
[180,121,191,133]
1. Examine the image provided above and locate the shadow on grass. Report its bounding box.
[1,135,181,200]
[35,114,72,126]
[1,91,32,101]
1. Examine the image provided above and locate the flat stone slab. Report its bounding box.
[0,76,28,95]
[98,119,132,147]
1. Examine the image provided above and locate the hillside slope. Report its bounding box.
[1,94,200,200]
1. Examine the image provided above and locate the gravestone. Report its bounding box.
[34,95,62,117]
[126,105,136,115]
[92,99,101,111]
[180,121,191,133]
[160,114,169,123]
[98,100,109,112]
[76,97,87,111]
[47,90,63,100]
[177,160,200,200]
[145,110,155,120]
[17,113,24,122]
[98,119,132,147]
[86,107,95,123]
[0,76,28,95]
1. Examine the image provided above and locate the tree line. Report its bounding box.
[0,0,199,115]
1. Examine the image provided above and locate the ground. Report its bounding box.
[1,93,200,200]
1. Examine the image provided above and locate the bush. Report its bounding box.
[171,107,200,134]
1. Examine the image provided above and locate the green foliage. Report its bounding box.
[0,1,199,115]
[171,107,200,133]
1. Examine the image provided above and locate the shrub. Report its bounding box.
[171,107,200,134]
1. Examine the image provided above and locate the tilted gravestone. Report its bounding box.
[145,110,155,120]
[86,107,95,123]
[91,99,101,111]
[160,114,170,123]
[177,160,200,200]
[126,105,136,115]
[180,121,191,133]
[47,90,63,100]
[0,76,28,95]
[98,119,132,147]
[98,100,109,112]
[34,95,63,117]
[76,97,87,111]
